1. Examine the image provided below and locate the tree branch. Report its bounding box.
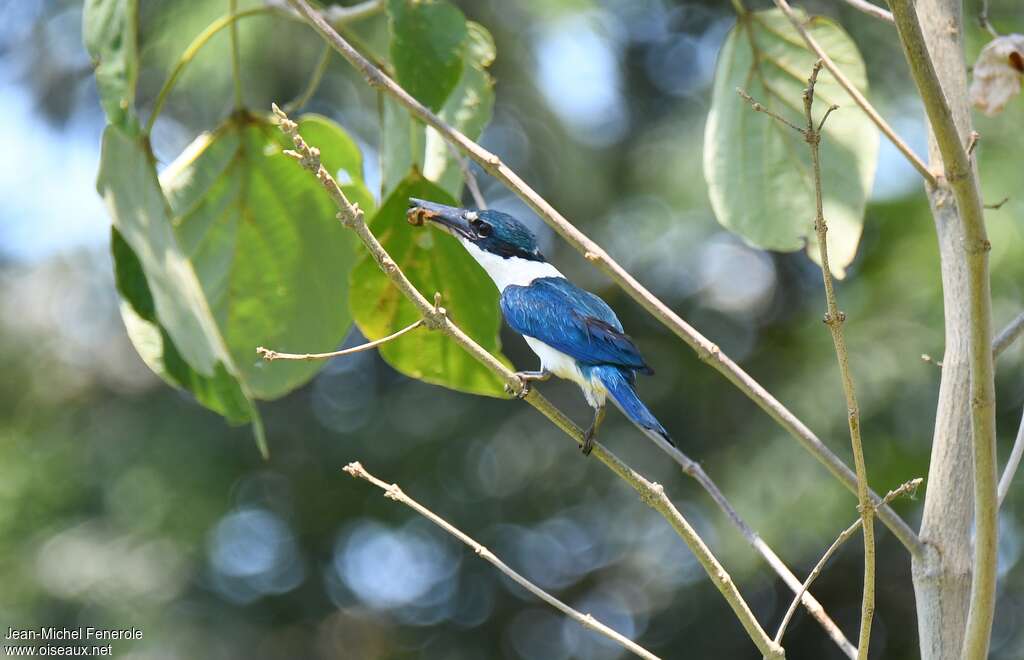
[742,63,876,659]
[773,478,922,649]
[802,62,875,660]
[886,2,998,657]
[993,311,1024,358]
[772,0,935,186]
[998,409,1024,507]
[272,105,784,660]
[283,0,925,559]
[256,319,423,361]
[343,461,662,660]
[838,0,894,24]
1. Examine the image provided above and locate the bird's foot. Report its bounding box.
[581,428,596,456]
[504,377,531,400]
[505,370,550,400]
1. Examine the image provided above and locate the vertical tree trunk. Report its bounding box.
[910,1,978,658]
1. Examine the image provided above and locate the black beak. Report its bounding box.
[407,198,474,239]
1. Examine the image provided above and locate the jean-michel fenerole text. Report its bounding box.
[5,627,143,641]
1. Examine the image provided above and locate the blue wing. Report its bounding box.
[500,277,653,374]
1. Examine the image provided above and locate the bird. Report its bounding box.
[407,198,673,456]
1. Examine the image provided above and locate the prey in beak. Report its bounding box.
[407,198,484,240]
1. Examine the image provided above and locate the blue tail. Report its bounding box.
[592,366,674,447]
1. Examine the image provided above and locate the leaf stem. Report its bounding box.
[282,42,332,114]
[229,0,244,109]
[256,319,423,361]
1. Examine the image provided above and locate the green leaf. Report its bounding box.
[98,125,264,452]
[350,174,511,397]
[160,112,368,400]
[423,22,496,195]
[83,0,139,132]
[388,0,467,112]
[381,15,496,199]
[113,227,252,424]
[703,8,878,277]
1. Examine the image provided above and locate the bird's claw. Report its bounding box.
[581,429,595,456]
[504,378,530,399]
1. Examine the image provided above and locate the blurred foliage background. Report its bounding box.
[2,0,1024,658]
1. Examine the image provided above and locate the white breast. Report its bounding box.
[523,336,607,408]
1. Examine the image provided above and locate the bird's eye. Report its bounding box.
[472,219,492,237]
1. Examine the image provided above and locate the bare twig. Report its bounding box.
[887,2,998,657]
[771,0,935,186]
[839,0,894,23]
[257,319,423,362]
[998,410,1024,507]
[446,141,488,210]
[272,104,784,659]
[802,61,875,660]
[737,88,805,133]
[773,479,923,648]
[283,0,925,559]
[344,461,662,660]
[744,62,876,660]
[984,196,1009,210]
[994,311,1024,357]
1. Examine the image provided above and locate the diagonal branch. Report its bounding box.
[772,0,935,186]
[283,0,925,559]
[344,461,661,660]
[886,2,998,657]
[272,104,784,659]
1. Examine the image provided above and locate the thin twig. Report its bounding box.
[802,61,875,660]
[272,104,785,660]
[283,0,926,559]
[887,3,998,657]
[772,0,935,186]
[984,196,1009,210]
[343,461,662,660]
[998,410,1024,507]
[773,478,923,648]
[994,311,1024,357]
[737,89,805,133]
[257,319,423,362]
[446,141,488,210]
[282,42,331,114]
[979,0,1000,38]
[838,0,894,23]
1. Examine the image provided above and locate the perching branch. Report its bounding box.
[283,0,925,560]
[343,461,661,660]
[887,3,998,658]
[997,410,1024,507]
[272,104,785,660]
[838,0,894,24]
[773,478,922,649]
[741,62,876,660]
[257,319,424,362]
[771,0,935,186]
[994,311,1024,358]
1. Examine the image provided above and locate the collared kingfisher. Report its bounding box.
[408,198,673,456]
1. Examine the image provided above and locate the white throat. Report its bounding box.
[460,238,564,291]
